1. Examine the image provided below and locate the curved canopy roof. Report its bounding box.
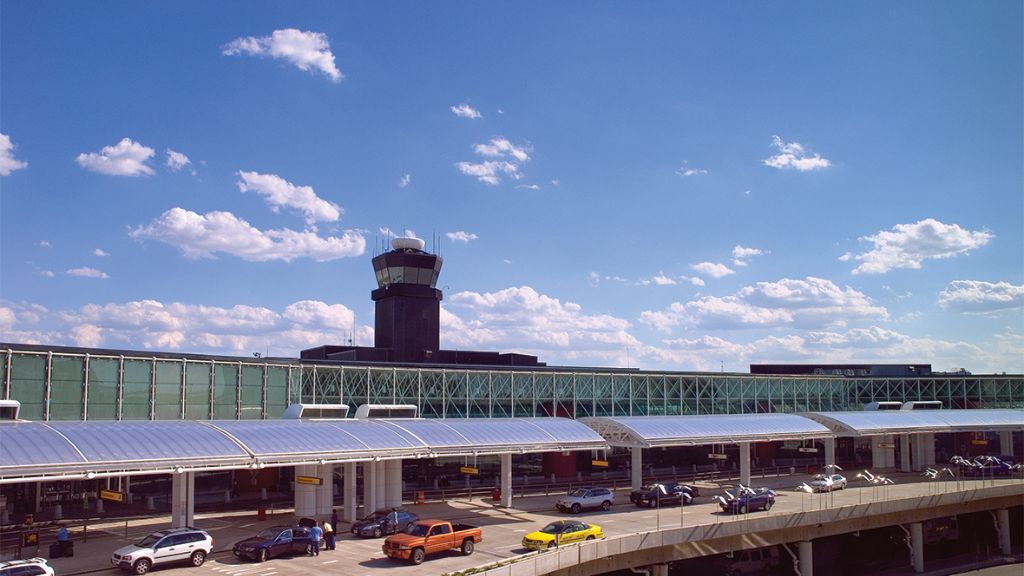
[803,409,1024,436]
[579,413,832,448]
[0,417,606,482]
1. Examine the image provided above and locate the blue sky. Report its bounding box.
[1,1,1021,373]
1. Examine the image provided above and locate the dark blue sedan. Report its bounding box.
[232,526,318,562]
[717,486,775,514]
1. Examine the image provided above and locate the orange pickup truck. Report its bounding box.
[382,519,482,565]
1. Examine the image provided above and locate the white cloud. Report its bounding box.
[939,280,1024,313]
[38,241,51,248]
[474,138,530,162]
[444,286,639,365]
[446,231,478,243]
[40,270,54,278]
[93,248,110,257]
[130,207,364,262]
[846,218,993,275]
[455,160,520,185]
[638,273,677,286]
[399,174,411,188]
[690,262,735,279]
[66,267,109,279]
[165,149,192,171]
[0,133,28,175]
[588,272,628,287]
[515,184,541,190]
[76,138,155,176]
[731,245,764,267]
[763,135,831,172]
[223,28,342,82]
[639,276,889,332]
[677,167,708,177]
[450,104,482,119]
[236,171,342,224]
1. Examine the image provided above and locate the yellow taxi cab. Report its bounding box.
[521,520,604,551]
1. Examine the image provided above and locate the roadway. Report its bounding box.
[45,473,1023,576]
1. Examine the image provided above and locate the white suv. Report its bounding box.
[556,487,614,513]
[111,527,212,574]
[0,557,55,576]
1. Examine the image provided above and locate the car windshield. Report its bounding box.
[406,523,430,537]
[257,529,280,540]
[136,533,163,547]
[541,523,566,534]
[568,489,588,497]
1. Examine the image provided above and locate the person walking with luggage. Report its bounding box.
[323,520,335,551]
[308,523,323,556]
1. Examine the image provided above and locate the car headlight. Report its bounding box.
[122,555,132,561]
[397,544,410,550]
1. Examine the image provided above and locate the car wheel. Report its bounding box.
[738,504,747,514]
[765,500,774,511]
[411,548,425,565]
[461,538,474,555]
[190,550,206,566]
[548,541,557,550]
[257,548,268,563]
[648,500,656,508]
[601,500,611,511]
[571,503,581,514]
[373,527,383,538]
[133,559,152,575]
[586,535,595,541]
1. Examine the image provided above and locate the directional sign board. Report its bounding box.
[459,466,479,475]
[296,476,323,486]
[876,443,896,448]
[707,453,728,460]
[591,459,609,467]
[797,447,819,453]
[100,489,125,502]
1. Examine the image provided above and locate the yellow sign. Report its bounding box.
[296,475,323,486]
[459,466,479,475]
[591,459,609,467]
[23,514,33,525]
[22,531,38,547]
[100,489,125,503]
[971,439,988,446]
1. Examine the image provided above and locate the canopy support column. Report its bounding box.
[823,437,836,470]
[998,431,1013,457]
[294,464,317,518]
[385,459,402,509]
[171,472,195,528]
[996,509,1011,555]
[316,464,334,518]
[739,442,751,487]
[500,453,512,508]
[375,460,386,512]
[631,448,643,491]
[362,461,377,515]
[901,435,913,472]
[344,462,357,524]
[910,522,925,573]
[798,540,813,576]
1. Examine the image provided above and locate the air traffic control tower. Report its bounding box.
[302,237,543,367]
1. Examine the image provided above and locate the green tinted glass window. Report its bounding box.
[153,361,182,419]
[9,354,46,421]
[49,356,84,420]
[121,359,152,420]
[239,364,263,419]
[86,357,119,420]
[212,363,237,419]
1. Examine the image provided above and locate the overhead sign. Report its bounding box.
[591,459,609,468]
[797,447,819,453]
[459,466,479,475]
[100,489,125,503]
[296,476,323,486]
[22,531,38,547]
[707,453,728,460]
[876,443,895,448]
[971,440,988,446]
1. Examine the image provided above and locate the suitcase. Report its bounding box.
[49,542,62,558]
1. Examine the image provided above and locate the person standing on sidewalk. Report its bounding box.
[323,520,335,550]
[331,509,338,530]
[308,523,323,556]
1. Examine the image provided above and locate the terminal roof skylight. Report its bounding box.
[804,409,1024,436]
[580,413,832,447]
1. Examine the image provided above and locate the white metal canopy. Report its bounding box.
[803,409,1024,437]
[579,413,833,448]
[0,417,607,483]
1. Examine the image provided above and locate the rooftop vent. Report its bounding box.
[0,400,20,421]
[282,403,350,419]
[353,404,418,419]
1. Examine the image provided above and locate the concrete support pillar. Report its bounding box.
[739,442,751,487]
[171,472,195,528]
[316,464,334,518]
[344,462,357,523]
[125,476,133,505]
[385,460,402,509]
[872,436,892,469]
[923,433,936,468]
[500,453,513,508]
[997,509,1011,555]
[910,522,924,573]
[363,461,377,514]
[375,460,387,511]
[650,564,668,576]
[798,540,813,576]
[998,431,1013,457]
[34,482,41,514]
[294,464,317,518]
[824,437,836,470]
[95,498,104,513]
[901,435,913,472]
[631,448,643,491]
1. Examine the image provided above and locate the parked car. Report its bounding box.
[630,482,699,507]
[521,520,604,551]
[717,486,775,514]
[556,487,615,513]
[713,546,781,575]
[111,526,212,574]
[382,520,482,565]
[809,473,847,492]
[0,557,55,576]
[351,509,419,538]
[961,456,1013,476]
[232,525,319,562]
